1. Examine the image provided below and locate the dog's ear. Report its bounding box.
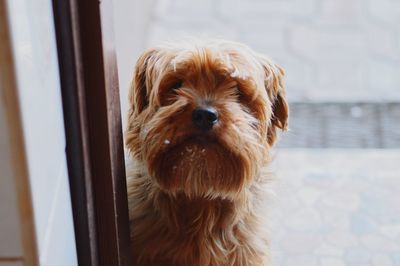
[258,56,289,145]
[129,48,158,116]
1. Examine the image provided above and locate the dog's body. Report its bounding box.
[125,40,288,266]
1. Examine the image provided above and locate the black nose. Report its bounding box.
[192,107,218,130]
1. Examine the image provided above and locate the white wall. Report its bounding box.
[1,0,77,265]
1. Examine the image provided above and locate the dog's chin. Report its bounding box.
[147,136,249,198]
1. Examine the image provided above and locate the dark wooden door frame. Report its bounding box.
[52,0,131,265]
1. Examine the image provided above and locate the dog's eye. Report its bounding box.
[170,81,183,92]
[159,80,183,107]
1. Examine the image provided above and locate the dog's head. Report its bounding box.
[126,40,288,199]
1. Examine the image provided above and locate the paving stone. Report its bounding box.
[319,208,351,231]
[285,255,318,266]
[344,247,372,265]
[380,224,400,240]
[280,232,323,254]
[218,0,316,20]
[154,0,217,22]
[316,0,365,26]
[366,25,400,60]
[367,0,400,26]
[297,187,322,206]
[359,187,400,224]
[269,150,400,265]
[360,235,400,252]
[320,258,347,266]
[372,253,393,266]
[284,208,322,232]
[367,60,400,98]
[391,252,400,266]
[326,231,359,249]
[147,23,239,48]
[320,191,361,212]
[314,243,344,257]
[290,25,366,59]
[350,212,378,236]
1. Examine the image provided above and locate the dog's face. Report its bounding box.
[126,41,288,199]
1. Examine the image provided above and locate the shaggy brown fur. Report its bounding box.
[125,40,288,266]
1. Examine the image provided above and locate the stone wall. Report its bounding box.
[146,0,400,102]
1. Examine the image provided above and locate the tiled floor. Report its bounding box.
[269,149,400,266]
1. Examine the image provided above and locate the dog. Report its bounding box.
[125,40,288,266]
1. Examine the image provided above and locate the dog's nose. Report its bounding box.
[192,106,218,130]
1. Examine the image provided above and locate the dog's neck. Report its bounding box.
[127,158,268,265]
[127,158,261,229]
[155,191,248,233]
[147,184,265,259]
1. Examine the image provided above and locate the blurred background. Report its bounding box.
[114,0,400,265]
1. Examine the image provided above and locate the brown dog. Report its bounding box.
[125,40,288,266]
